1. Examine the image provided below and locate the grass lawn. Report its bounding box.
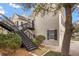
[72,35,79,41]
[72,37,79,41]
[44,51,64,56]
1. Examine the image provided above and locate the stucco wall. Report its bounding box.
[0,27,3,33]
[58,7,66,52]
[34,7,66,48]
[12,14,27,25]
[34,12,59,39]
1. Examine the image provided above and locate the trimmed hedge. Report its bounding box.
[33,35,45,46]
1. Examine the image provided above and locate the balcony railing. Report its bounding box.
[19,20,35,31]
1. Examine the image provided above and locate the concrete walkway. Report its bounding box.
[70,40,79,56]
[43,39,59,46]
[43,39,59,51]
[43,39,79,56]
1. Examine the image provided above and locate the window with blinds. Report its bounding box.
[47,30,57,40]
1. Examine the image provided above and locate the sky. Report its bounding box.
[72,8,79,22]
[0,3,32,17]
[0,3,79,22]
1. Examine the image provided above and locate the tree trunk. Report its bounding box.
[61,5,73,55]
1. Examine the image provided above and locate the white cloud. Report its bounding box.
[9,3,21,8]
[0,6,5,14]
[31,7,35,11]
[0,6,3,9]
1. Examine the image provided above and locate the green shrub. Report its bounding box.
[36,35,45,41]
[33,35,45,46]
[74,27,79,33]
[0,33,22,49]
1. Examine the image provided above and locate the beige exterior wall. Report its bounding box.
[34,7,66,50]
[12,14,32,31]
[0,27,8,34]
[58,7,66,51]
[0,27,3,33]
[12,14,27,25]
[34,11,59,39]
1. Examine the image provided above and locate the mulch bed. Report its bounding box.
[0,48,33,56]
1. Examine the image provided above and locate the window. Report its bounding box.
[47,30,57,40]
[15,21,19,26]
[21,22,23,26]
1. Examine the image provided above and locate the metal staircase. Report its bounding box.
[0,14,37,51]
[0,21,14,32]
[17,30,37,51]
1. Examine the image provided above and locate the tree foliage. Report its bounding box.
[73,26,79,33]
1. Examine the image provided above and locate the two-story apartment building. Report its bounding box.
[12,8,65,52]
[33,7,66,51]
[10,6,65,52]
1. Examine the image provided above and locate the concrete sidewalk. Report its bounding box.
[43,39,79,56]
[70,40,79,56]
